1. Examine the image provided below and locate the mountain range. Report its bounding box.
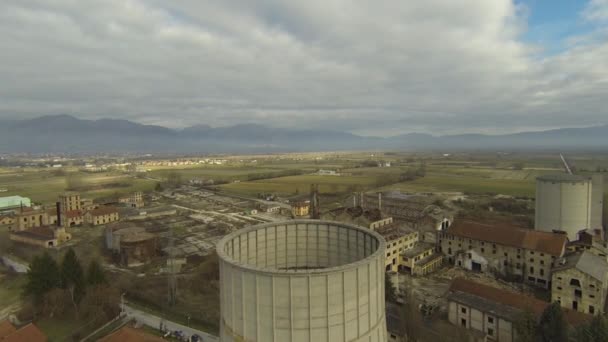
[0,115,606,154]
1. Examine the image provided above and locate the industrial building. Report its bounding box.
[551,251,608,315]
[535,174,604,240]
[217,220,387,342]
[447,278,591,342]
[105,224,157,267]
[439,220,568,288]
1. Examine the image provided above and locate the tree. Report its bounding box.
[538,302,568,342]
[154,182,163,192]
[86,259,107,286]
[24,253,61,305]
[385,274,397,302]
[575,315,608,342]
[60,249,86,315]
[80,285,120,325]
[514,308,538,342]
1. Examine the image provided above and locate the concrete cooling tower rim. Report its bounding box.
[216,219,386,276]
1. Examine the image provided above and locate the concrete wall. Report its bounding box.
[591,175,604,229]
[552,267,607,315]
[448,300,513,342]
[218,220,387,342]
[535,178,593,240]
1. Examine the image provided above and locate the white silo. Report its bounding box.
[217,220,387,342]
[535,174,595,240]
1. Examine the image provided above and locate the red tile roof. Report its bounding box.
[449,278,591,326]
[447,220,567,256]
[88,206,119,216]
[64,210,82,219]
[1,323,47,342]
[99,326,165,342]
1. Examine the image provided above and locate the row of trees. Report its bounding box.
[515,302,608,342]
[23,249,118,323]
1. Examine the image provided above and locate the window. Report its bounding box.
[530,266,534,274]
[557,286,562,290]
[488,317,494,324]
[589,306,595,314]
[590,284,595,289]
[461,307,467,314]
[488,328,494,336]
[570,279,581,287]
[590,294,595,298]
[530,251,534,255]
[529,258,534,262]
[504,252,508,257]
[540,260,544,265]
[481,248,485,253]
[540,269,544,276]
[461,318,467,327]
[575,289,582,297]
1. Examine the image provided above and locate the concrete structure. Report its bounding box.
[551,251,608,315]
[105,225,157,267]
[447,278,591,342]
[440,220,568,288]
[535,174,603,240]
[0,196,31,211]
[217,220,387,342]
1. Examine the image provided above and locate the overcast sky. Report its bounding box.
[1,0,607,136]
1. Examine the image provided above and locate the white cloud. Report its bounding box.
[0,0,607,134]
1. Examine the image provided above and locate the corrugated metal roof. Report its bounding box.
[0,196,31,209]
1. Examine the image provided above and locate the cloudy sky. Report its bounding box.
[1,0,607,136]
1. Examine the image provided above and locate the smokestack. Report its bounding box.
[56,202,61,227]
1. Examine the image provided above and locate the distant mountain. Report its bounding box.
[0,115,606,153]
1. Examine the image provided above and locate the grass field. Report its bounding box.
[0,169,155,204]
[221,174,382,196]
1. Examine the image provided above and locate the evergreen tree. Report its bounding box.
[538,302,568,342]
[514,308,537,342]
[60,249,86,309]
[24,252,60,304]
[575,315,608,342]
[86,259,107,286]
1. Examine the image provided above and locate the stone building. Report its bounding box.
[59,193,81,212]
[377,223,419,272]
[291,201,310,217]
[447,278,591,342]
[551,251,608,315]
[118,192,145,208]
[9,226,71,248]
[0,214,15,230]
[439,220,568,288]
[84,206,120,226]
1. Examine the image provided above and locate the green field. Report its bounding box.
[0,169,155,204]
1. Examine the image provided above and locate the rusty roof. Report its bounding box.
[1,323,47,342]
[64,210,82,219]
[87,206,119,216]
[10,226,55,241]
[449,278,591,326]
[99,326,165,342]
[0,320,16,338]
[447,220,567,256]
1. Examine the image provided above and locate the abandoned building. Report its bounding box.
[105,224,157,267]
[9,226,71,248]
[439,220,568,289]
[551,251,608,315]
[447,278,591,342]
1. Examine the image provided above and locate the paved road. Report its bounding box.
[124,304,219,342]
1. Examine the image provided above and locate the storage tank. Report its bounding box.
[535,174,594,240]
[217,220,387,342]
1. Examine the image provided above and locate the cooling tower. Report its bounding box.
[217,220,387,342]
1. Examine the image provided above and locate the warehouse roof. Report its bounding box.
[447,220,568,256]
[449,278,591,326]
[0,196,31,209]
[10,226,55,241]
[537,174,590,182]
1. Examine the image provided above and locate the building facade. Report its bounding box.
[84,207,120,226]
[118,192,145,208]
[440,220,568,289]
[401,242,443,276]
[551,251,608,315]
[10,226,71,248]
[377,224,419,272]
[291,201,310,217]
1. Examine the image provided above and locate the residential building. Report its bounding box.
[447,278,591,342]
[377,224,419,272]
[84,206,120,226]
[9,226,71,248]
[291,201,310,217]
[439,220,568,288]
[118,192,145,208]
[0,320,47,342]
[551,251,608,315]
[401,242,443,276]
[0,195,31,211]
